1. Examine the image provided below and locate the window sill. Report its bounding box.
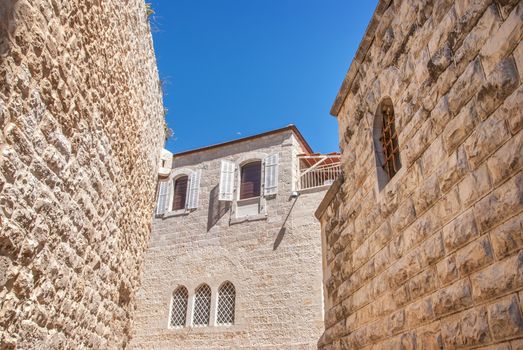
[162,209,191,218]
[230,213,267,225]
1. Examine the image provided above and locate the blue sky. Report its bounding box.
[149,0,378,154]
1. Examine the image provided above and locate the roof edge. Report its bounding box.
[171,125,314,158]
[330,0,392,117]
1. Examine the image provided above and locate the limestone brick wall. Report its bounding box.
[0,1,165,348]
[131,131,326,349]
[318,0,523,348]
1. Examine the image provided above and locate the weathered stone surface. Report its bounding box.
[433,278,473,317]
[455,235,494,275]
[437,254,460,285]
[480,3,523,76]
[476,57,520,120]
[0,1,165,348]
[442,307,491,348]
[470,251,523,302]
[464,109,511,169]
[474,172,523,232]
[490,213,523,259]
[458,163,492,207]
[319,0,523,348]
[442,209,479,253]
[488,294,523,340]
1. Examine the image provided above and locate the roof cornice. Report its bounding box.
[171,125,314,158]
[330,0,393,117]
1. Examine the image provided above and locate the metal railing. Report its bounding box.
[297,155,341,190]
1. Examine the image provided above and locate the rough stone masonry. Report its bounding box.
[0,1,165,348]
[317,0,523,348]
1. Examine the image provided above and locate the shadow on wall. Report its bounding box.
[273,195,299,250]
[207,184,231,231]
[0,0,18,57]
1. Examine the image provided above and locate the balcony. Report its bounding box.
[297,153,341,191]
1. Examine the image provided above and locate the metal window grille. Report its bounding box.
[192,284,211,326]
[379,104,401,179]
[169,286,188,328]
[216,282,236,325]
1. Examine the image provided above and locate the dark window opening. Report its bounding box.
[173,176,188,210]
[379,102,401,179]
[240,161,261,199]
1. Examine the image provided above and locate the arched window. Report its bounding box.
[240,161,261,199]
[216,281,236,325]
[169,286,188,328]
[172,175,188,210]
[373,98,401,190]
[192,284,211,326]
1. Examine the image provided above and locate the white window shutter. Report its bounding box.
[264,154,279,196]
[219,160,235,201]
[156,180,170,214]
[186,170,201,209]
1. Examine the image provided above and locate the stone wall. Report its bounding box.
[131,130,326,349]
[0,1,165,348]
[318,0,523,348]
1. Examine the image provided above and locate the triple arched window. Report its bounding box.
[168,282,236,328]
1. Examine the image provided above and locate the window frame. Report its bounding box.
[216,281,236,326]
[168,285,189,328]
[238,160,262,200]
[192,284,212,327]
[172,175,189,211]
[373,98,402,191]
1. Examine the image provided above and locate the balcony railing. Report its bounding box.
[297,154,341,190]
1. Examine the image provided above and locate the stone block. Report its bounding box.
[448,58,485,116]
[389,254,416,293]
[437,254,459,285]
[434,188,462,226]
[408,266,438,300]
[490,212,523,259]
[387,309,405,336]
[415,321,443,350]
[405,298,435,329]
[464,109,510,169]
[454,4,502,69]
[455,235,494,275]
[441,307,491,348]
[458,163,492,208]
[487,128,523,186]
[480,3,523,76]
[442,209,479,253]
[487,294,523,340]
[474,172,523,232]
[443,99,478,154]
[420,136,447,178]
[413,174,440,215]
[476,56,520,121]
[438,146,469,194]
[502,85,523,135]
[391,199,417,233]
[432,278,473,317]
[470,250,523,302]
[421,232,445,267]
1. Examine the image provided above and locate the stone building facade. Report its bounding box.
[131,126,339,349]
[316,0,523,349]
[0,1,165,348]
